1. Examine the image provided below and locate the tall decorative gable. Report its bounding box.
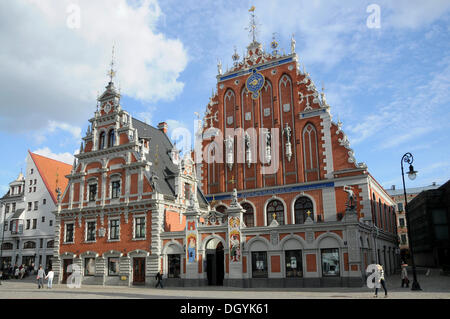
[200,9,366,195]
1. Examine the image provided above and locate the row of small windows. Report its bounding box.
[1,240,54,250]
[98,129,116,150]
[215,196,315,227]
[88,180,121,201]
[3,218,53,232]
[80,248,339,279]
[64,217,146,243]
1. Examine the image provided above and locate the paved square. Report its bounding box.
[0,274,449,299]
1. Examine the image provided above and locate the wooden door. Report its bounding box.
[62,259,73,284]
[133,258,145,284]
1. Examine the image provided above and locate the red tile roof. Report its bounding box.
[29,151,73,205]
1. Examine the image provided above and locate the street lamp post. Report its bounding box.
[401,152,421,291]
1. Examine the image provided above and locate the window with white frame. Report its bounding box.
[134,216,146,239]
[89,183,97,202]
[111,180,121,199]
[86,221,96,242]
[109,219,120,240]
[65,223,74,243]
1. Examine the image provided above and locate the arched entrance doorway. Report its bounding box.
[206,238,224,286]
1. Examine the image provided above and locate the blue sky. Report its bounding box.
[0,0,449,195]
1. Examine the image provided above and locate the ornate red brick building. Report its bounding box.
[53,13,399,288]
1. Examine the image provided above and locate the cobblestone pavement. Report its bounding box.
[0,274,449,299]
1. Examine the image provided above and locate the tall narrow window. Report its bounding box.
[242,203,254,227]
[294,196,314,224]
[109,219,120,240]
[99,132,106,150]
[86,221,96,241]
[32,219,37,229]
[266,200,285,225]
[65,223,74,243]
[108,129,115,148]
[111,181,120,199]
[302,124,320,181]
[134,217,145,239]
[89,184,97,202]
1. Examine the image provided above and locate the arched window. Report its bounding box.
[47,240,54,248]
[23,241,36,249]
[1,242,13,250]
[267,200,285,225]
[302,124,320,181]
[294,196,314,224]
[241,203,254,227]
[215,205,227,214]
[99,132,106,150]
[108,129,115,148]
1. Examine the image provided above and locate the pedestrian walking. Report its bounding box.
[36,265,46,289]
[14,267,19,279]
[401,263,409,288]
[19,266,25,279]
[374,264,388,298]
[45,268,54,289]
[155,270,164,288]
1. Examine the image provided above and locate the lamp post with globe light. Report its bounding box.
[401,152,421,291]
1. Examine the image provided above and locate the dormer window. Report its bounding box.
[99,132,106,150]
[108,129,115,148]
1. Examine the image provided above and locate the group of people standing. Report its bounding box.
[1,263,36,279]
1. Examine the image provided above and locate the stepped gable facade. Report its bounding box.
[53,79,208,286]
[188,33,399,287]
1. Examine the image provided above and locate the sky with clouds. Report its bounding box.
[0,0,449,195]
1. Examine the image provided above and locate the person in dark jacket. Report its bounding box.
[155,270,164,288]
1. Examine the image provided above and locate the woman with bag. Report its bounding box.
[401,263,409,288]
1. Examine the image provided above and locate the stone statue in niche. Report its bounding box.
[344,185,356,210]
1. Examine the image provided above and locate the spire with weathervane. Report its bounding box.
[246,6,262,51]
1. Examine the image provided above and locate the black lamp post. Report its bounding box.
[401,152,421,291]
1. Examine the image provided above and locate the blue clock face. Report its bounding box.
[246,69,265,100]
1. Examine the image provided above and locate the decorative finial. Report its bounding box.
[232,46,240,67]
[107,45,116,83]
[291,34,296,54]
[246,6,258,43]
[271,33,279,55]
[217,59,222,75]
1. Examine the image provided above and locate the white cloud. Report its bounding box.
[383,0,450,29]
[33,147,76,165]
[0,0,188,134]
[48,121,82,139]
